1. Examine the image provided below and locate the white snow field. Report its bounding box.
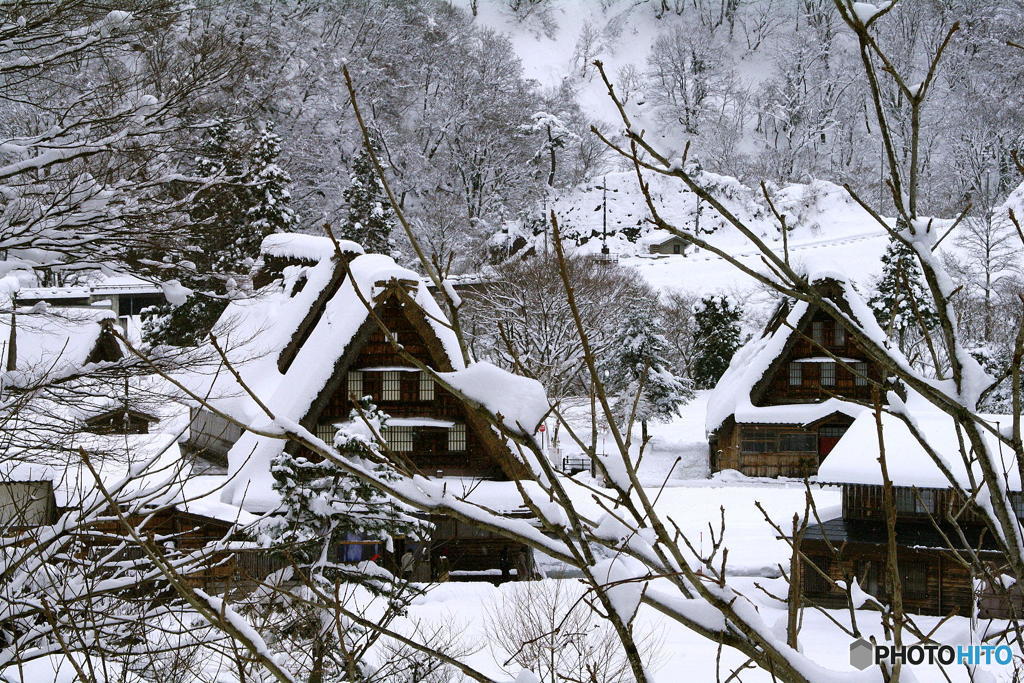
[402,577,1010,682]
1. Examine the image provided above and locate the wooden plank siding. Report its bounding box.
[711,418,853,478]
[801,541,970,616]
[842,484,995,525]
[758,314,875,406]
[297,290,521,479]
[800,483,1024,618]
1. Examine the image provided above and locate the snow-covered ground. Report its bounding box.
[402,576,1012,682]
[535,391,841,576]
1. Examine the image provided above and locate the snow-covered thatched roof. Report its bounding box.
[817,401,1020,491]
[260,233,362,263]
[0,307,121,388]
[206,241,467,511]
[704,278,888,434]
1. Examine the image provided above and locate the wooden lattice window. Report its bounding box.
[811,321,824,344]
[779,433,816,451]
[315,424,337,444]
[741,432,775,454]
[347,371,364,399]
[448,423,466,452]
[384,426,414,452]
[833,324,845,346]
[382,371,401,401]
[820,362,836,386]
[854,362,869,386]
[1011,492,1024,518]
[895,488,935,514]
[419,372,435,401]
[788,362,802,386]
[894,488,914,513]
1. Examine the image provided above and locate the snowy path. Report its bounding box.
[680,228,886,263]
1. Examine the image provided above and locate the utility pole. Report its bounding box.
[601,175,609,255]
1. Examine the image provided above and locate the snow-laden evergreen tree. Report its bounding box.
[691,295,743,389]
[869,236,940,363]
[145,121,297,347]
[338,146,395,255]
[969,343,1021,413]
[258,401,421,584]
[253,403,423,680]
[222,123,297,274]
[608,299,693,440]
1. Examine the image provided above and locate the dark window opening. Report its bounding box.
[902,563,928,598]
[779,433,816,451]
[789,363,802,386]
[812,321,824,344]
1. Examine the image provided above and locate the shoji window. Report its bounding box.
[382,371,401,401]
[419,371,435,401]
[448,423,467,452]
[820,362,836,386]
[347,370,364,399]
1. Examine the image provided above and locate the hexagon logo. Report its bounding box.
[849,638,874,670]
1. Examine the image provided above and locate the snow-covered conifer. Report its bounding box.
[258,401,420,585]
[243,124,297,242]
[608,299,693,440]
[869,237,939,361]
[145,122,298,347]
[339,146,395,255]
[969,343,1020,413]
[691,295,744,389]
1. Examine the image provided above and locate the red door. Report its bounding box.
[817,425,847,461]
[818,435,841,458]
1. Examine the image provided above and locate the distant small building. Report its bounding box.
[706,279,889,478]
[83,406,159,435]
[802,409,1023,618]
[641,230,688,255]
[20,275,164,336]
[0,308,123,389]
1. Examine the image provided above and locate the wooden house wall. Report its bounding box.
[712,418,853,478]
[842,484,987,525]
[83,508,241,587]
[428,515,534,579]
[759,313,875,406]
[800,539,972,616]
[306,295,508,479]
